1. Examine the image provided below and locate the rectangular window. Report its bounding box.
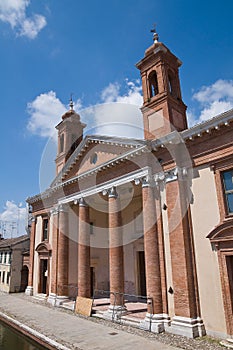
[223,170,233,214]
[42,218,49,241]
[0,253,2,263]
[6,272,10,285]
[0,271,2,281]
[8,253,12,265]
[3,253,6,264]
[2,271,5,283]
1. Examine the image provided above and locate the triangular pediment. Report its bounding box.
[51,135,145,186]
[207,220,233,242]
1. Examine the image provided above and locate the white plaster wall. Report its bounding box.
[190,165,226,335]
[0,260,10,293]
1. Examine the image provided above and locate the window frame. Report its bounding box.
[42,217,49,241]
[222,169,233,216]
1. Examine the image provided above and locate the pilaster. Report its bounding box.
[166,172,205,338]
[25,216,37,296]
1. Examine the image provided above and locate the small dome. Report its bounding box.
[62,109,81,121]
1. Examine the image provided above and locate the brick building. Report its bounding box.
[26,32,233,340]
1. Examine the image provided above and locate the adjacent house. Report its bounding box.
[0,235,30,293]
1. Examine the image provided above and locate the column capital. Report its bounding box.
[31,216,37,223]
[141,175,154,188]
[50,206,59,216]
[164,167,189,183]
[58,203,69,213]
[108,186,118,198]
[79,197,88,207]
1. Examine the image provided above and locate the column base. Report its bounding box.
[54,295,69,307]
[140,313,170,333]
[103,304,127,321]
[47,293,57,306]
[167,315,206,338]
[25,286,33,296]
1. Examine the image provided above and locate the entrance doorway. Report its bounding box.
[39,259,48,294]
[137,251,146,296]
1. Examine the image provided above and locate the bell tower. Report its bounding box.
[55,98,86,175]
[136,29,188,139]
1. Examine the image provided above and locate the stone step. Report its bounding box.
[220,339,233,348]
[33,294,47,301]
[62,302,75,311]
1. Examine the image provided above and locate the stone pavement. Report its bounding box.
[0,293,180,350]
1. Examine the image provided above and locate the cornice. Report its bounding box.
[182,108,233,141]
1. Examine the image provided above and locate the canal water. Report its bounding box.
[0,321,47,350]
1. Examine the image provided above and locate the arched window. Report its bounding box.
[148,71,159,98]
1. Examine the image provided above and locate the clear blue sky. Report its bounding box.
[0,0,233,232]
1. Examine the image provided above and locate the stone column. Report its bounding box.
[25,216,37,296]
[48,207,59,305]
[105,186,126,319]
[78,198,91,298]
[56,204,69,305]
[140,179,166,333]
[166,172,205,338]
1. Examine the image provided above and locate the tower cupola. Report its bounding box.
[55,98,86,174]
[136,28,187,139]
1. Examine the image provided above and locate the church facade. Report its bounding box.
[26,33,233,340]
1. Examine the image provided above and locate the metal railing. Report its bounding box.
[93,289,149,326]
[55,286,153,331]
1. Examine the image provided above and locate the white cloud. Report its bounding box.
[19,13,46,39]
[193,79,233,104]
[101,79,143,106]
[101,83,120,103]
[188,79,233,126]
[0,0,46,39]
[91,79,143,138]
[27,80,144,139]
[197,100,233,123]
[0,201,27,238]
[27,91,67,139]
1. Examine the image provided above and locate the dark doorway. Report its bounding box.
[20,265,29,292]
[226,256,233,311]
[138,251,146,296]
[39,259,48,294]
[90,267,95,297]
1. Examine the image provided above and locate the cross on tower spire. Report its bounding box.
[69,93,74,110]
[150,23,159,43]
